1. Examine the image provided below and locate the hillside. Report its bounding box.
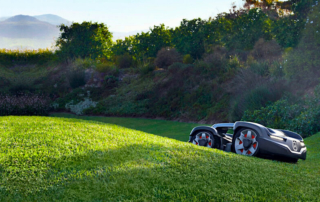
[0,116,318,201]
[33,14,71,26]
[0,15,62,49]
[0,15,60,39]
[0,14,70,26]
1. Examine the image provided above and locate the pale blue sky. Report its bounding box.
[0,0,244,32]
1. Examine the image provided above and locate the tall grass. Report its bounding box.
[0,48,58,66]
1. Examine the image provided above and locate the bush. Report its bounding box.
[203,52,226,68]
[52,88,86,110]
[251,38,282,61]
[269,61,284,77]
[242,95,320,138]
[168,62,191,74]
[74,57,95,69]
[104,75,119,87]
[284,3,320,80]
[230,85,275,121]
[0,93,51,116]
[154,48,182,69]
[65,98,97,115]
[227,55,241,70]
[249,61,269,77]
[228,69,285,121]
[139,63,155,75]
[183,54,194,64]
[68,69,86,89]
[116,53,133,69]
[0,48,57,67]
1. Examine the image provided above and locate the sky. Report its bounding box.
[0,0,244,33]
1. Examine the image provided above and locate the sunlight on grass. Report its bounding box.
[50,113,204,141]
[0,115,318,201]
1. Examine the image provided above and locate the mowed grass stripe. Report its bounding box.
[0,116,318,201]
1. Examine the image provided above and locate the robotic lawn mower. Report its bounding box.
[189,121,307,162]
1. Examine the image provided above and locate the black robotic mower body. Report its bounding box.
[189,121,307,162]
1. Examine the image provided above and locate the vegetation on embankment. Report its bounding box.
[0,116,319,201]
[1,0,320,136]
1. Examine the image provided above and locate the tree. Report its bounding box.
[171,18,207,59]
[284,1,320,80]
[222,8,273,50]
[134,24,172,60]
[111,36,136,56]
[56,22,113,61]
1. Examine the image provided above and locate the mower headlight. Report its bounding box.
[270,135,285,141]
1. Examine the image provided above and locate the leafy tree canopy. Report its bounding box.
[56,22,113,61]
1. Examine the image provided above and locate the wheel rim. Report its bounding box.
[235,129,258,156]
[192,132,214,148]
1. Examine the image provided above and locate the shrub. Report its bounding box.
[242,95,320,138]
[203,52,226,68]
[139,63,155,75]
[104,75,119,87]
[65,98,97,115]
[74,57,95,69]
[68,69,86,89]
[116,53,133,69]
[0,77,10,88]
[154,47,182,69]
[183,54,194,64]
[242,84,320,137]
[0,48,57,67]
[249,61,269,77]
[251,38,282,61]
[269,61,284,77]
[95,59,116,73]
[0,93,51,116]
[52,88,86,110]
[168,62,191,74]
[284,3,320,80]
[228,68,286,121]
[227,55,241,70]
[8,74,38,94]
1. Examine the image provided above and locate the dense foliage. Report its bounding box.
[56,22,113,61]
[0,48,56,67]
[284,0,320,80]
[0,0,319,126]
[242,85,320,138]
[0,94,51,116]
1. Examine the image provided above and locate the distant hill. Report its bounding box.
[33,14,71,26]
[0,14,70,26]
[0,17,9,21]
[5,15,40,22]
[0,15,60,39]
[0,15,62,49]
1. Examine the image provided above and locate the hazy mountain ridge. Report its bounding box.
[0,14,71,25]
[0,14,142,49]
[0,15,60,39]
[0,15,62,49]
[33,14,71,26]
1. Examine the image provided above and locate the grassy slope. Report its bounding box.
[50,113,204,141]
[0,116,319,201]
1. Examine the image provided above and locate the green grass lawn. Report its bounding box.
[50,113,204,141]
[0,115,319,201]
